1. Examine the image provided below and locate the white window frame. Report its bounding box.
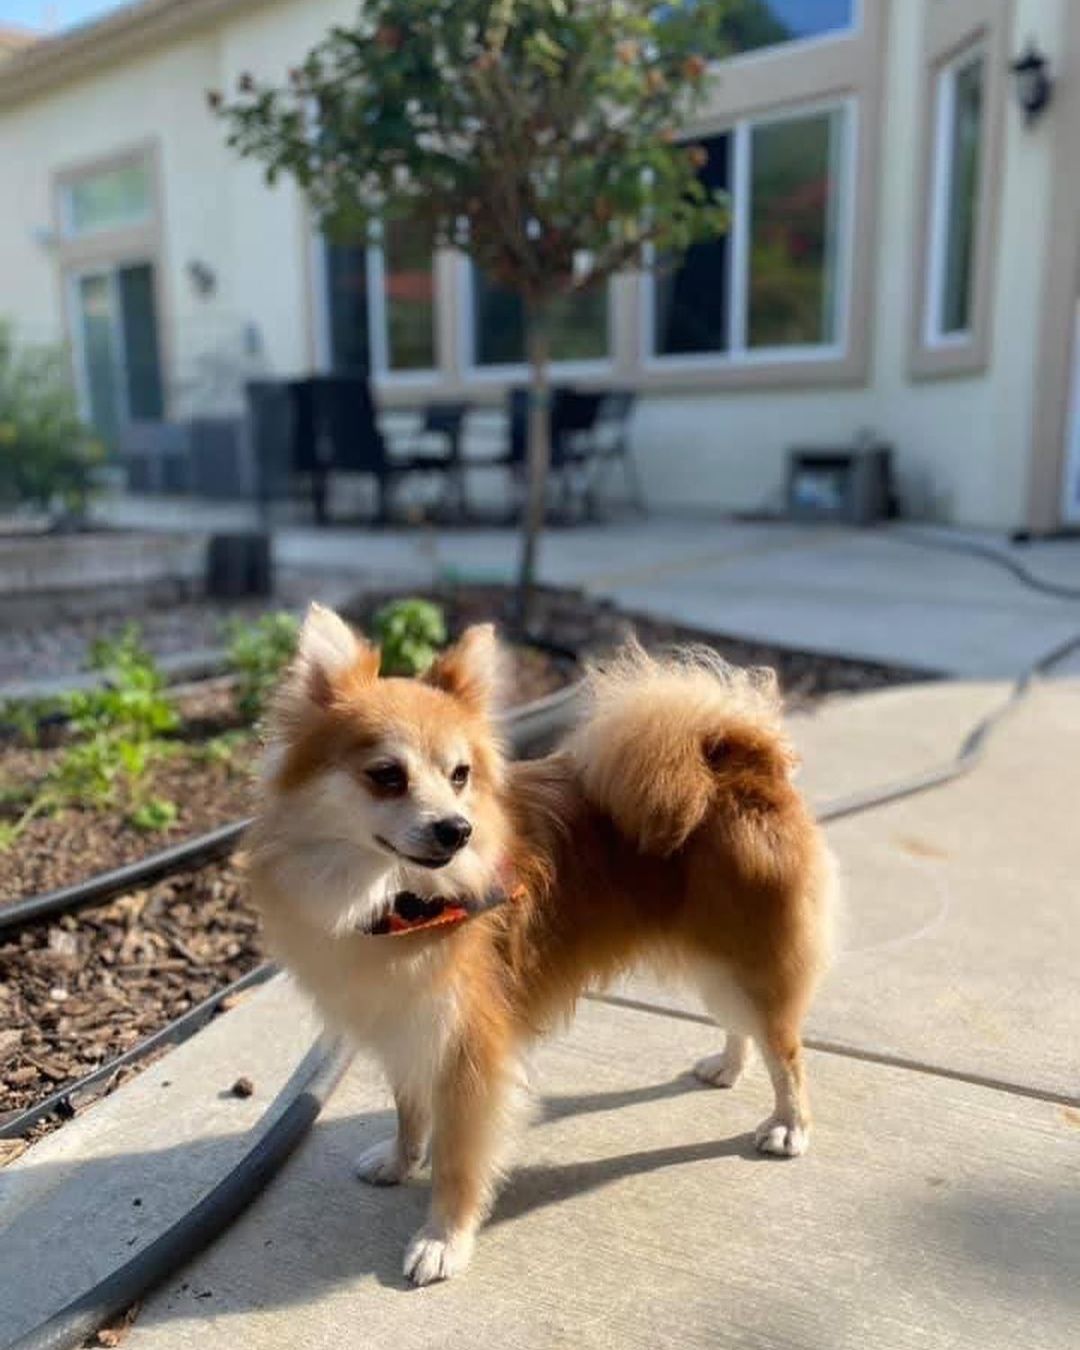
[458,256,615,381]
[924,42,985,350]
[59,161,153,240]
[643,96,857,371]
[365,221,439,384]
[710,0,862,73]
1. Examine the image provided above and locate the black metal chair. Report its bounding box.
[249,376,459,524]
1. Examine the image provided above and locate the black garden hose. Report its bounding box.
[4,1034,353,1350]
[0,820,250,935]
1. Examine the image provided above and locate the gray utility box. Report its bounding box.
[786,441,893,525]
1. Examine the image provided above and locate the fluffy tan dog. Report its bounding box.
[248,605,835,1285]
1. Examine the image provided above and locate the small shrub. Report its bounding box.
[0,319,103,515]
[371,598,447,677]
[225,612,300,722]
[128,796,179,833]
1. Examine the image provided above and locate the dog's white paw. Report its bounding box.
[693,1049,746,1089]
[403,1224,475,1286]
[355,1138,413,1186]
[754,1115,809,1158]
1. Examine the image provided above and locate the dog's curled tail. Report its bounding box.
[564,641,798,857]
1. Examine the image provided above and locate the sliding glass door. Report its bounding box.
[70,261,164,446]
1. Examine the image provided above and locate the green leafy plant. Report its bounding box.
[225,611,300,722]
[0,627,183,850]
[0,319,103,515]
[214,0,732,625]
[372,598,447,676]
[128,796,179,833]
[64,625,179,742]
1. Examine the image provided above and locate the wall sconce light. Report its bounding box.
[1010,41,1053,126]
[187,259,217,298]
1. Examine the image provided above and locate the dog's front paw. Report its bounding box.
[355,1137,416,1186]
[754,1114,809,1158]
[403,1224,475,1286]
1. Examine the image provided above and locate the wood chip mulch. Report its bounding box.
[0,857,257,1128]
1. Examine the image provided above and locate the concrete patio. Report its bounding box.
[94,497,1080,678]
[2,676,1077,1349]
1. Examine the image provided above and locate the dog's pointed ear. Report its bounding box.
[297,603,379,706]
[425,623,500,712]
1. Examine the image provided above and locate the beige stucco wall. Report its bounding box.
[632,0,1064,530]
[0,0,1067,528]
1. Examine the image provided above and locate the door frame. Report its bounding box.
[1061,301,1080,525]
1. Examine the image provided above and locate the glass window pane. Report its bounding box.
[325,241,370,374]
[75,274,121,449]
[66,162,150,236]
[473,273,608,365]
[383,221,436,370]
[653,133,731,356]
[720,0,855,55]
[118,264,164,420]
[940,56,983,335]
[748,109,842,349]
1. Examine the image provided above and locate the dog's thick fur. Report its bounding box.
[248,605,836,1285]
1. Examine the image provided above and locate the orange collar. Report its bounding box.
[362,863,525,938]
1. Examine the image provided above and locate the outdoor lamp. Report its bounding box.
[1010,40,1053,125]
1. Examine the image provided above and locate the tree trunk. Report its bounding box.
[515,303,551,633]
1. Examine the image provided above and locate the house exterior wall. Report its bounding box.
[0,0,1069,530]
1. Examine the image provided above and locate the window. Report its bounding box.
[71,263,164,446]
[325,222,436,376]
[926,48,984,344]
[63,160,151,237]
[672,0,856,61]
[651,103,850,362]
[471,271,609,368]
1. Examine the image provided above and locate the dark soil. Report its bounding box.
[0,582,929,1142]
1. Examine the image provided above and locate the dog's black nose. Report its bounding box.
[432,815,472,852]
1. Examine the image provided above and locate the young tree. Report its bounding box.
[214,0,730,627]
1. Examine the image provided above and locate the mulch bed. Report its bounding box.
[0,582,930,1143]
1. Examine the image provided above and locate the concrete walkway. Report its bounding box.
[2,677,1077,1348]
[95,497,1080,678]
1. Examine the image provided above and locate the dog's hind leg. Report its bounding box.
[355,1084,430,1186]
[694,1031,753,1088]
[753,1014,811,1158]
[691,966,757,1090]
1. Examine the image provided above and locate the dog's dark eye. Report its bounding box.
[366,763,408,796]
[450,763,470,790]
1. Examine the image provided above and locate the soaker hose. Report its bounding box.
[4,1035,353,1350]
